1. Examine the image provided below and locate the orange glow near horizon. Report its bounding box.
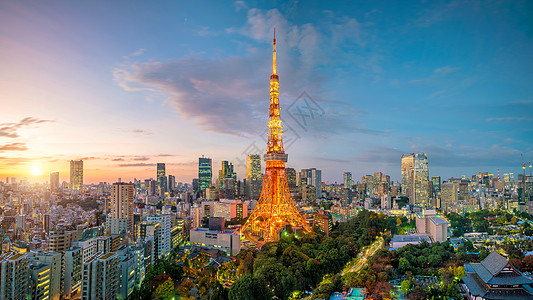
[0,158,198,184]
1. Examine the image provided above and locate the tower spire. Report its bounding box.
[267,27,283,154]
[272,27,277,75]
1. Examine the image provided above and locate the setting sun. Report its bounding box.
[30,164,43,176]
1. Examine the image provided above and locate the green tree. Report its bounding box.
[212,281,228,300]
[229,274,272,300]
[154,278,174,300]
[398,257,411,274]
[165,263,183,281]
[428,254,442,267]
[400,279,411,294]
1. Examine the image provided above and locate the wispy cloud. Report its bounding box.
[130,129,152,135]
[233,1,247,12]
[193,26,219,37]
[486,117,533,122]
[131,48,145,56]
[115,7,377,138]
[122,48,145,60]
[0,117,53,138]
[0,142,28,152]
[77,156,98,160]
[118,163,154,167]
[434,66,459,75]
[509,100,533,105]
[354,143,529,169]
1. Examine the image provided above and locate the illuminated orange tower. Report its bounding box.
[241,30,311,242]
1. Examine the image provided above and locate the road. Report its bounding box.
[341,236,384,275]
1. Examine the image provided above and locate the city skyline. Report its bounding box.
[1,1,532,183]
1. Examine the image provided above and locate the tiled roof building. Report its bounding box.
[463,251,533,299]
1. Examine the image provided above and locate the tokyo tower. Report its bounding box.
[241,30,311,242]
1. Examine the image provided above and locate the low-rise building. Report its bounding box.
[389,234,431,250]
[189,228,240,256]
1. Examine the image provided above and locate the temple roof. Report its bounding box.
[463,272,533,299]
[470,263,533,285]
[463,251,533,299]
[482,251,512,275]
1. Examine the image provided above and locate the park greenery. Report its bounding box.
[227,210,399,300]
[128,208,533,300]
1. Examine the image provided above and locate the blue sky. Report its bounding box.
[0,0,532,183]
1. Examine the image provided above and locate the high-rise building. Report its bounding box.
[63,247,83,299]
[28,251,62,300]
[246,154,261,178]
[70,160,83,191]
[137,222,159,265]
[48,229,76,252]
[373,172,383,194]
[458,182,469,201]
[148,179,156,196]
[415,210,448,242]
[221,178,236,199]
[441,182,458,210]
[117,247,144,299]
[156,163,166,195]
[413,153,430,207]
[300,168,322,199]
[43,214,50,232]
[168,175,176,193]
[401,154,415,197]
[246,154,262,200]
[343,172,353,189]
[0,253,29,300]
[15,214,26,231]
[81,252,120,300]
[108,182,134,234]
[198,157,212,192]
[286,168,297,194]
[432,176,441,197]
[218,161,236,189]
[145,215,172,258]
[192,178,199,192]
[362,175,374,195]
[241,33,311,241]
[30,263,51,300]
[50,172,60,190]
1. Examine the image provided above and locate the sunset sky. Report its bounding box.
[1,0,532,184]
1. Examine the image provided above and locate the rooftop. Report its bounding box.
[98,252,117,260]
[392,234,431,243]
[463,251,533,298]
[429,217,449,225]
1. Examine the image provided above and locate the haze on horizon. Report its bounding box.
[1,0,532,184]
